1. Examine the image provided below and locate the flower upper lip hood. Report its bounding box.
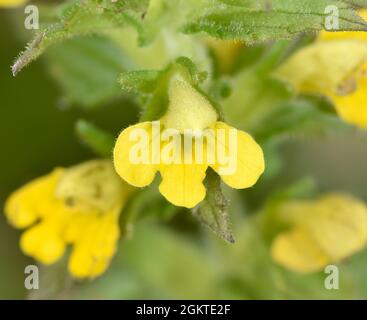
[55,160,127,213]
[113,77,265,209]
[161,77,218,132]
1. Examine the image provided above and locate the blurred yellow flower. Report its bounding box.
[205,38,244,73]
[0,0,26,7]
[114,77,265,208]
[5,160,133,279]
[276,10,367,129]
[271,193,367,273]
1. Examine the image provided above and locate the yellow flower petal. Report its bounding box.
[319,30,367,42]
[68,245,96,279]
[271,227,329,273]
[5,169,64,228]
[63,213,92,243]
[0,0,26,7]
[68,212,119,279]
[210,122,264,189]
[328,68,367,128]
[114,122,158,187]
[20,222,66,265]
[159,162,207,208]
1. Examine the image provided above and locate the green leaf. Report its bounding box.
[75,119,115,157]
[46,35,132,107]
[175,56,209,84]
[182,0,367,43]
[219,0,367,8]
[217,0,269,8]
[117,0,150,11]
[119,70,162,93]
[135,0,214,45]
[12,0,148,76]
[192,169,234,243]
[343,0,367,7]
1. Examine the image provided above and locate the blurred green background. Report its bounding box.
[2,6,367,300]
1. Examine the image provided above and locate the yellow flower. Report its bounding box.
[271,193,367,273]
[0,0,26,7]
[114,77,265,208]
[276,10,367,129]
[5,160,133,279]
